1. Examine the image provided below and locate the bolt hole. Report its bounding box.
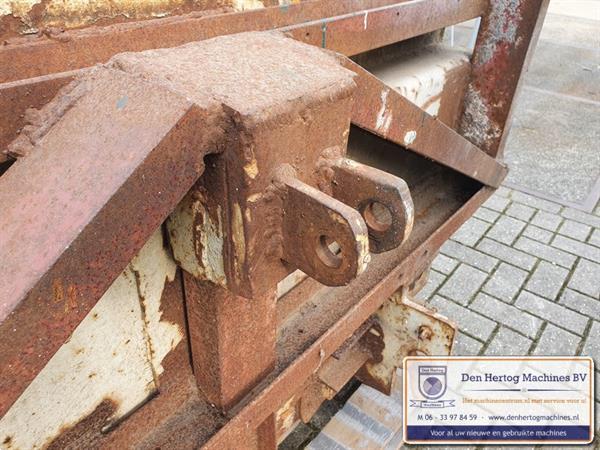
[315,235,342,269]
[362,201,392,233]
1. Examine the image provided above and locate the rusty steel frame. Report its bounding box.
[0,0,549,447]
[0,0,487,83]
[204,187,494,449]
[0,0,487,157]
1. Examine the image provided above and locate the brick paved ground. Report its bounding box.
[419,186,600,422]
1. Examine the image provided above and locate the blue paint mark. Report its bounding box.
[279,3,289,13]
[116,95,128,110]
[321,22,327,48]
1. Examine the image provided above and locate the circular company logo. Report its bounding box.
[422,376,443,396]
[418,366,447,400]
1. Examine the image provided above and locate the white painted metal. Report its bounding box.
[0,229,183,448]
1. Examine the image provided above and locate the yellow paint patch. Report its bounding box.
[232,0,264,11]
[232,203,246,281]
[247,193,262,203]
[0,0,41,24]
[244,157,259,179]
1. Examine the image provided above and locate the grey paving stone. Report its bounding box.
[504,85,600,206]
[525,260,569,300]
[451,217,490,246]
[452,332,483,356]
[526,32,599,100]
[473,206,500,223]
[484,327,532,356]
[531,210,563,232]
[522,224,554,244]
[581,321,600,368]
[589,229,600,248]
[560,289,600,318]
[533,324,580,356]
[568,259,600,299]
[419,270,445,300]
[429,295,496,341]
[552,234,600,262]
[505,202,535,222]
[561,207,600,229]
[558,219,591,242]
[495,186,512,198]
[477,238,537,271]
[486,215,527,245]
[510,191,562,213]
[431,253,458,275]
[440,240,498,273]
[483,194,510,213]
[438,264,488,305]
[482,262,528,303]
[515,291,589,335]
[514,236,577,268]
[471,293,542,338]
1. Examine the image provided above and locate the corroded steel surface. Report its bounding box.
[204,186,494,448]
[328,157,414,253]
[357,294,456,394]
[183,276,278,412]
[0,0,487,83]
[460,0,550,157]
[0,30,361,419]
[280,173,370,286]
[0,71,76,159]
[0,0,487,160]
[0,0,549,444]
[344,59,509,188]
[0,68,225,417]
[0,0,418,82]
[0,0,228,40]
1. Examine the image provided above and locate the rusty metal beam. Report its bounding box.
[284,0,487,56]
[0,69,226,418]
[0,0,486,84]
[0,71,78,158]
[202,186,493,449]
[183,276,278,412]
[0,0,487,159]
[460,0,550,157]
[343,59,508,188]
[0,30,360,420]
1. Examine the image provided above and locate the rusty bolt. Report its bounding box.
[418,325,433,341]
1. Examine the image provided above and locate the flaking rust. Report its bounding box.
[460,0,548,156]
[167,189,227,287]
[0,229,183,449]
[357,291,456,394]
[0,0,549,444]
[0,0,269,40]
